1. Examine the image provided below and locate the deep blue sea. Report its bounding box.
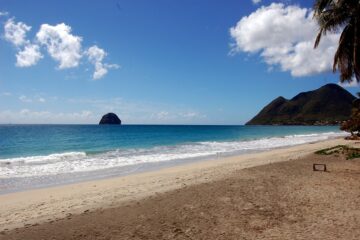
[0,124,344,193]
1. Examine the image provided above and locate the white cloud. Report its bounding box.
[86,45,106,79]
[86,45,106,63]
[0,11,9,17]
[155,111,170,120]
[2,17,118,79]
[230,3,339,77]
[85,45,120,80]
[38,97,46,103]
[0,109,94,124]
[3,18,43,67]
[16,44,43,67]
[4,18,31,46]
[181,111,204,119]
[36,23,82,69]
[1,92,12,96]
[19,95,32,103]
[150,110,205,122]
[18,95,46,103]
[65,97,206,124]
[339,78,359,88]
[0,95,207,124]
[252,0,261,4]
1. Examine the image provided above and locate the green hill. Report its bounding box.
[246,84,356,125]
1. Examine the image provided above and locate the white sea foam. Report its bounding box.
[0,131,346,178]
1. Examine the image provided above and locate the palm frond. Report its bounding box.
[353,19,360,82]
[314,0,360,82]
[333,24,354,82]
[313,0,334,15]
[314,30,323,48]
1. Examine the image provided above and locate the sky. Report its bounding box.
[0,0,358,124]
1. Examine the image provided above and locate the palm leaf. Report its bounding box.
[314,0,360,82]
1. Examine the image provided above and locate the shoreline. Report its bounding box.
[0,137,353,232]
[0,131,345,194]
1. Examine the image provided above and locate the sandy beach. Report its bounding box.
[2,0,360,239]
[1,138,360,239]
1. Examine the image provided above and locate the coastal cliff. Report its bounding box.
[246,84,355,125]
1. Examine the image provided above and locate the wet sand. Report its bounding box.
[1,138,360,239]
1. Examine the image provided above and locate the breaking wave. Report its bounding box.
[0,131,345,178]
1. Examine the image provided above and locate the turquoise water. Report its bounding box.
[0,125,341,159]
[0,125,344,193]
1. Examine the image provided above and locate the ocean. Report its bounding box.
[0,124,345,193]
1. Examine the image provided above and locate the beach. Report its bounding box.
[2,0,359,238]
[1,137,360,239]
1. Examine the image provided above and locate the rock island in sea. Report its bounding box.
[99,113,122,125]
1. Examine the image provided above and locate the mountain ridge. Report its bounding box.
[246,84,356,125]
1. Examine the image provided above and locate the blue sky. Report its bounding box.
[0,0,358,124]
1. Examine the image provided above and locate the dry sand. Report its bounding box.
[1,138,360,239]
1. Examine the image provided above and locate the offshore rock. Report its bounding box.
[99,113,122,125]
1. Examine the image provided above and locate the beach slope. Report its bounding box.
[1,138,360,239]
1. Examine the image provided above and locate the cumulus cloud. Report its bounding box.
[86,45,120,80]
[230,3,339,77]
[4,18,31,46]
[36,23,82,69]
[4,18,43,67]
[2,15,118,79]
[252,0,261,4]
[16,44,43,67]
[35,24,119,78]
[86,45,107,79]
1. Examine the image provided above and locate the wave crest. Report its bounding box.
[0,131,345,178]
